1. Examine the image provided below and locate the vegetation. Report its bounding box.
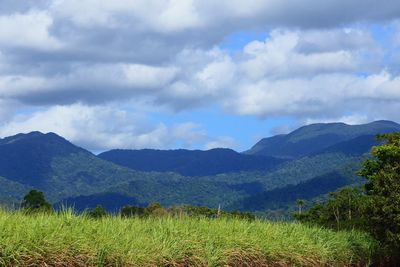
[120,203,255,220]
[88,205,108,218]
[98,148,285,176]
[294,187,366,230]
[246,120,399,158]
[1,122,398,213]
[1,128,400,265]
[21,189,52,212]
[0,208,376,266]
[360,133,400,262]
[296,133,400,263]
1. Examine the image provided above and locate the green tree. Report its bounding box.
[88,205,107,219]
[145,202,169,217]
[21,190,52,212]
[294,187,365,230]
[358,133,400,260]
[296,133,400,263]
[296,199,305,215]
[121,205,145,218]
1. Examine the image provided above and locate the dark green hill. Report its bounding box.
[246,120,400,159]
[0,121,398,213]
[226,133,383,211]
[314,134,381,156]
[0,176,32,208]
[98,148,285,176]
[0,132,89,186]
[230,171,353,211]
[0,132,246,209]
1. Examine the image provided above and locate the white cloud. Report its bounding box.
[225,71,400,120]
[0,104,237,151]
[204,136,237,150]
[0,11,61,50]
[50,0,400,33]
[0,1,400,150]
[0,99,17,124]
[1,27,398,124]
[0,63,179,105]
[305,115,370,125]
[241,30,379,80]
[51,0,203,32]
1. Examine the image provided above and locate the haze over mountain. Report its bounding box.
[0,120,399,213]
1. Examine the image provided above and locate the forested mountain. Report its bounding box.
[98,148,285,176]
[0,120,398,213]
[0,132,247,209]
[245,120,400,159]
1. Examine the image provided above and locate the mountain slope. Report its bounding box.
[230,171,353,211]
[227,133,386,211]
[0,132,246,208]
[0,176,32,208]
[0,121,398,213]
[0,132,89,187]
[98,148,285,176]
[246,120,400,159]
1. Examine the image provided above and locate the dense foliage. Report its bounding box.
[247,120,400,158]
[296,133,400,263]
[360,133,400,261]
[294,187,366,230]
[21,189,52,212]
[0,121,398,213]
[99,148,285,176]
[120,203,256,220]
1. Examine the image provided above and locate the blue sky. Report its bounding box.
[0,1,399,151]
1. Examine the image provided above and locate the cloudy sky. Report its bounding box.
[0,0,400,152]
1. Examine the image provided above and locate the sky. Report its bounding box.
[0,0,400,152]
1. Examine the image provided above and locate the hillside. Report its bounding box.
[0,121,398,213]
[0,132,247,209]
[98,148,285,176]
[98,122,395,211]
[246,120,400,159]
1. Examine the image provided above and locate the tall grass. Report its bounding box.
[0,209,376,266]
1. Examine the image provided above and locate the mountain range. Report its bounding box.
[0,120,399,213]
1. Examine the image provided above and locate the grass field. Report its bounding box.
[0,209,376,266]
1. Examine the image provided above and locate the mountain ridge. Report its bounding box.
[0,120,398,212]
[98,147,286,176]
[245,120,400,159]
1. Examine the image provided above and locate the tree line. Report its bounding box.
[16,132,400,263]
[294,133,400,264]
[19,189,255,220]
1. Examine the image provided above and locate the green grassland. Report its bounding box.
[0,209,376,266]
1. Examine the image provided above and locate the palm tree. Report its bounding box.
[296,199,305,215]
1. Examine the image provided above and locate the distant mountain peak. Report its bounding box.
[246,120,400,159]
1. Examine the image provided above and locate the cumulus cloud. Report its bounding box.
[226,71,400,119]
[204,136,237,150]
[246,29,381,78]
[0,104,236,151]
[49,0,400,32]
[0,63,179,105]
[0,99,17,124]
[1,1,400,149]
[0,11,61,50]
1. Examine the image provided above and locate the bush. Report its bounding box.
[21,190,52,213]
[121,205,145,218]
[88,205,107,219]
